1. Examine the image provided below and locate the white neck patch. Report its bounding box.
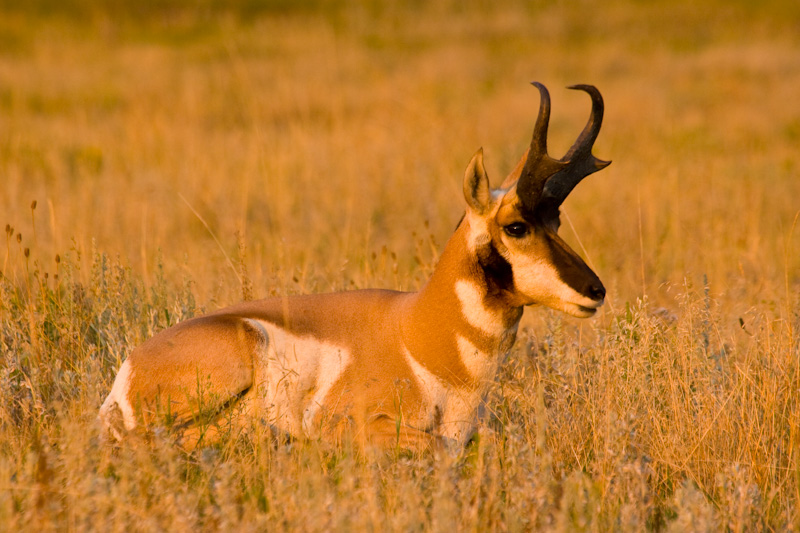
[454,279,507,338]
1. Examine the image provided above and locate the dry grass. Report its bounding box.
[1,0,799,530]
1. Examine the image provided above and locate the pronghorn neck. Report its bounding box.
[400,219,522,386]
[427,217,524,328]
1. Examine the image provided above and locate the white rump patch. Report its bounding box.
[99,359,137,439]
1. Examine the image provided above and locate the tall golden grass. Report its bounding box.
[1,0,799,530]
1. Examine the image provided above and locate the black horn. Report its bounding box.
[516,82,568,212]
[541,84,611,205]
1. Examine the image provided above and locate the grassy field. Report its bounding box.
[1,0,799,530]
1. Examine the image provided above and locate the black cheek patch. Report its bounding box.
[477,244,514,294]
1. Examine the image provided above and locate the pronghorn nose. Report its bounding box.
[588,284,606,301]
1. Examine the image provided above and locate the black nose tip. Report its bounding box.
[588,284,606,301]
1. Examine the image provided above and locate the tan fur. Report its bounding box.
[100,101,608,453]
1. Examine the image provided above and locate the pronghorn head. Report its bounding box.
[462,82,610,317]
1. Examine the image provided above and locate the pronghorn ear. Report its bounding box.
[463,148,491,215]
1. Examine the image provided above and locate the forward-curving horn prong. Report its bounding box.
[541,84,611,205]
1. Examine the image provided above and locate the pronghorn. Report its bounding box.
[100,82,610,452]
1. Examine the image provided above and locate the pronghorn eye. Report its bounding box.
[503,222,529,238]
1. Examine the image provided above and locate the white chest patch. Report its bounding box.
[404,350,487,445]
[454,279,506,338]
[455,333,495,384]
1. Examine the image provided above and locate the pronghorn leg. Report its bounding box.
[168,387,257,449]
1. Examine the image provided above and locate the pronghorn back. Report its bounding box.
[100,82,611,452]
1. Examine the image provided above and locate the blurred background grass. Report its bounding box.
[1,0,799,530]
[2,0,798,309]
